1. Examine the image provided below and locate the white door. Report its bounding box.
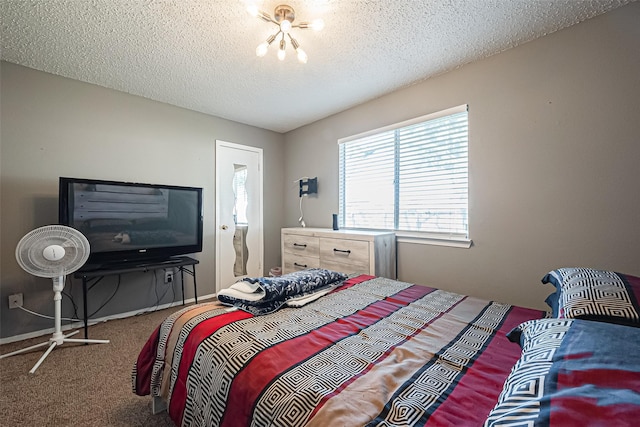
[215,141,263,292]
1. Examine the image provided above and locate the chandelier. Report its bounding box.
[249,4,324,63]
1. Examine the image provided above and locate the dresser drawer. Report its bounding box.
[283,254,320,273]
[283,234,320,257]
[321,259,371,276]
[319,238,370,269]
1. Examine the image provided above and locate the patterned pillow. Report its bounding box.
[485,318,640,426]
[542,267,640,326]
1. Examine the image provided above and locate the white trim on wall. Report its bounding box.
[0,293,216,345]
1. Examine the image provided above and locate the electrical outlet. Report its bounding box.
[8,293,23,309]
[164,270,174,284]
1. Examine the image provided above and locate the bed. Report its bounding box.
[132,268,640,426]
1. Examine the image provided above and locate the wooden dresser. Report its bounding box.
[281,228,396,278]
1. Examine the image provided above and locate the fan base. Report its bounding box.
[0,330,109,374]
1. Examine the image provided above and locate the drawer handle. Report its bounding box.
[293,243,307,248]
[333,248,351,254]
[294,262,308,268]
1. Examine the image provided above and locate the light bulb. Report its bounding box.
[249,6,272,22]
[296,48,308,64]
[311,19,324,31]
[280,19,292,33]
[256,34,277,58]
[256,42,269,57]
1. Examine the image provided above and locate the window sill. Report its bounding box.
[395,232,472,248]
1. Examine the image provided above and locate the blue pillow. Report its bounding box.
[544,291,559,317]
[487,318,640,425]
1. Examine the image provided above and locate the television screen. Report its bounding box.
[59,177,203,268]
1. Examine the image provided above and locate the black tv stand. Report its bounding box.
[135,258,184,268]
[74,256,199,339]
[82,257,187,272]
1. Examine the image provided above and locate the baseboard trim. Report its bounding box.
[0,293,217,345]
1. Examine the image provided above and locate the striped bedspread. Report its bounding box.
[133,275,544,426]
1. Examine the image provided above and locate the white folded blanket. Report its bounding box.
[217,281,265,301]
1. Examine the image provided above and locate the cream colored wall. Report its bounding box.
[283,3,640,310]
[0,62,285,339]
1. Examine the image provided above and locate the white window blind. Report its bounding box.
[339,105,469,239]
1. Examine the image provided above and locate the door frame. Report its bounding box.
[215,140,264,293]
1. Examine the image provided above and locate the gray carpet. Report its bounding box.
[0,306,185,426]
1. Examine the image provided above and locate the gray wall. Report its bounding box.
[0,62,285,339]
[2,3,639,341]
[283,3,640,310]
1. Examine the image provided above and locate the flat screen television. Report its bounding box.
[59,177,203,269]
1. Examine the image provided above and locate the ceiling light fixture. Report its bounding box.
[249,4,324,64]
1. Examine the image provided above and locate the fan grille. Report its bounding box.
[16,225,90,278]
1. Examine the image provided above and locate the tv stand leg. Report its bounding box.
[83,277,89,339]
[179,263,198,305]
[193,267,198,303]
[180,267,185,305]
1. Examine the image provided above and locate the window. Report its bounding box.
[338,105,469,245]
[232,165,248,225]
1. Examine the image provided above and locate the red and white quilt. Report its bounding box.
[133,275,543,426]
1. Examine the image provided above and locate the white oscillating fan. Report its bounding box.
[0,225,109,373]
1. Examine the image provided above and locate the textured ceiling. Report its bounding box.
[0,0,632,133]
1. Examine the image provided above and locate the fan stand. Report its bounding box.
[0,276,109,374]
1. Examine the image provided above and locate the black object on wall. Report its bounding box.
[299,177,318,197]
